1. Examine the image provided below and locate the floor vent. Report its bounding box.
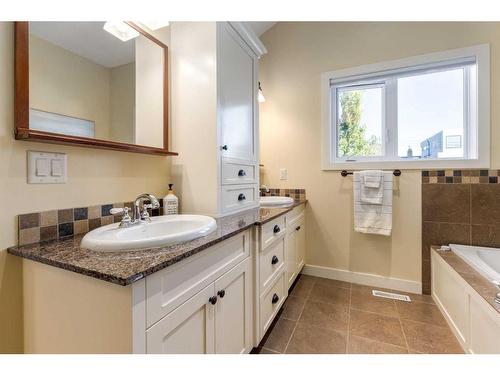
[372,290,411,302]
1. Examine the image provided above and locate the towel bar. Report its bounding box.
[340,170,401,177]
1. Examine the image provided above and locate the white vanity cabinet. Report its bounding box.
[171,22,266,217]
[138,230,254,354]
[285,205,306,288]
[254,203,306,341]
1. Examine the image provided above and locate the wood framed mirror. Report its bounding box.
[14,21,177,156]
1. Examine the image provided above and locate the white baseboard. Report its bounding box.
[302,264,422,294]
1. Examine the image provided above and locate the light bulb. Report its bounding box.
[103,21,140,42]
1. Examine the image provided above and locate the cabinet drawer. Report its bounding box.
[146,230,250,327]
[286,203,305,224]
[261,215,285,249]
[221,159,256,185]
[221,184,258,213]
[260,271,287,338]
[259,238,285,295]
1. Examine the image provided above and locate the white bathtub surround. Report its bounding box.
[432,248,500,353]
[451,244,500,284]
[353,171,393,236]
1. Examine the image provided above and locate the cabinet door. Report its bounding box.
[214,258,253,353]
[295,216,306,274]
[146,284,215,354]
[218,23,257,162]
[285,228,297,289]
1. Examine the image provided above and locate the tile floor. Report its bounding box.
[255,275,464,354]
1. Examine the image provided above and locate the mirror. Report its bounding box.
[15,22,176,156]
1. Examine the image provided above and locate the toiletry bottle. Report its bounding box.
[164,184,179,215]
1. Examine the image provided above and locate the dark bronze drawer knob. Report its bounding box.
[272,293,279,304]
[209,296,217,305]
[273,225,281,234]
[271,255,279,265]
[238,193,246,201]
[217,290,225,298]
[296,226,301,231]
[238,169,246,177]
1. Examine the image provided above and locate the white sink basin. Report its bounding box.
[81,215,217,252]
[260,196,294,207]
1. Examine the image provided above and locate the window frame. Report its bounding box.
[321,44,490,170]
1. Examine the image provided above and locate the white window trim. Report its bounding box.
[321,44,490,170]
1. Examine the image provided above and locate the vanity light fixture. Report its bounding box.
[103,21,140,42]
[258,81,266,103]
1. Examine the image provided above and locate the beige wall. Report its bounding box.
[170,22,219,216]
[110,62,135,144]
[0,22,171,353]
[29,35,112,140]
[135,32,166,149]
[259,22,500,285]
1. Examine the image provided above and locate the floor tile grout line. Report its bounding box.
[345,283,352,354]
[282,277,315,353]
[260,347,281,354]
[395,300,411,352]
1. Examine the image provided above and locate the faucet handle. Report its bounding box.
[110,207,126,215]
[141,204,153,222]
[110,207,132,227]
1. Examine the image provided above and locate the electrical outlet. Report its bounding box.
[280,168,288,181]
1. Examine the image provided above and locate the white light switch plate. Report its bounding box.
[280,168,288,180]
[28,151,67,184]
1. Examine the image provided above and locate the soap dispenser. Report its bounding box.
[164,184,179,215]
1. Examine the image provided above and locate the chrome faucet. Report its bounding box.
[133,193,160,223]
[110,193,160,228]
[260,184,270,193]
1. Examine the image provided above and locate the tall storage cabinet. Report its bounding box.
[171,22,266,217]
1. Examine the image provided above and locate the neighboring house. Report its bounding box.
[420,129,463,158]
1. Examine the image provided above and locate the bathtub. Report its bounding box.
[450,244,500,285]
[432,245,500,353]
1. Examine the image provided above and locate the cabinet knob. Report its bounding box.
[273,225,281,234]
[296,226,301,231]
[221,145,228,151]
[272,293,279,304]
[238,193,246,201]
[208,296,217,305]
[217,290,225,298]
[238,169,246,177]
[271,255,279,265]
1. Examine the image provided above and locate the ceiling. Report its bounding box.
[30,22,135,68]
[244,22,277,36]
[29,22,276,69]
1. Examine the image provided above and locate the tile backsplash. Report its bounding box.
[18,200,163,246]
[421,169,500,294]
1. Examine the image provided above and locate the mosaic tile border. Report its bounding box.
[259,188,306,201]
[422,170,500,184]
[18,200,164,246]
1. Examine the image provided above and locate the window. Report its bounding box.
[321,45,490,170]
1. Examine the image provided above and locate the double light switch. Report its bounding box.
[28,151,67,184]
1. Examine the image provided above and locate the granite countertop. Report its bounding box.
[432,246,500,314]
[8,200,306,286]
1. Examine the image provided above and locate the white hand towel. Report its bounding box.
[353,171,393,236]
[359,170,384,205]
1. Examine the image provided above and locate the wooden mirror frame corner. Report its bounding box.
[14,21,177,156]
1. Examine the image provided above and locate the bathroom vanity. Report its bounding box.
[10,201,306,353]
